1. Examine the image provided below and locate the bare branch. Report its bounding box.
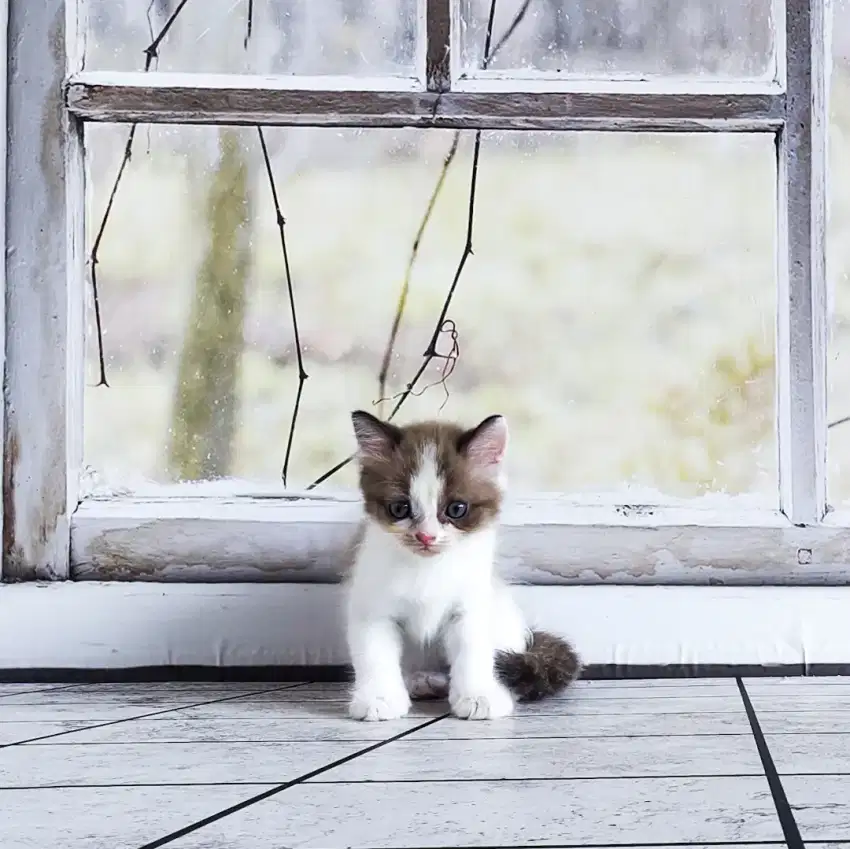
[308,0,508,489]
[88,0,196,387]
[257,128,309,487]
[245,0,254,49]
[145,1,157,56]
[374,0,534,414]
[483,0,533,69]
[89,124,141,387]
[376,133,460,416]
[143,0,192,66]
[380,129,482,424]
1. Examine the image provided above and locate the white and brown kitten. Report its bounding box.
[345,410,580,722]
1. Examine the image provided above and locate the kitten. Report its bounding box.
[345,410,580,721]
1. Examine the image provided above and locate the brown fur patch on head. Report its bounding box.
[351,412,506,538]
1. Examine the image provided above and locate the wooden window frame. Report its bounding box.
[3,0,840,591]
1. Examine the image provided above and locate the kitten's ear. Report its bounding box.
[351,410,402,461]
[458,414,508,475]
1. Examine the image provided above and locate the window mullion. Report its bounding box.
[425,0,451,92]
[777,0,830,525]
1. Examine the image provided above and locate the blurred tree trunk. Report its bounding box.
[547,0,573,55]
[167,129,251,481]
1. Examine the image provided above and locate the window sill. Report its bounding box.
[70,497,850,584]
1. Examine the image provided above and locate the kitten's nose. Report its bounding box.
[415,531,436,547]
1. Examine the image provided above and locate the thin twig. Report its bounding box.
[244,0,254,49]
[481,0,501,63]
[143,0,157,152]
[258,128,309,487]
[88,0,195,386]
[89,124,140,387]
[434,320,461,410]
[386,319,460,411]
[483,0,533,69]
[145,1,157,54]
[376,133,460,415]
[143,0,192,65]
[308,133,483,492]
[829,415,850,430]
[382,129,483,423]
[375,0,534,413]
[308,0,504,490]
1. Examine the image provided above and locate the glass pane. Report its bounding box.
[84,125,775,502]
[457,0,775,79]
[85,0,418,77]
[827,0,850,505]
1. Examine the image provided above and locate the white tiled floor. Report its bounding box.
[1,677,849,848]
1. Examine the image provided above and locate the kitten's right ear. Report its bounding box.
[458,414,508,479]
[351,410,402,461]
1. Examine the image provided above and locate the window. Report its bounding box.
[2,0,838,596]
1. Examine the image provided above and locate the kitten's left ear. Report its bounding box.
[458,414,508,475]
[351,410,402,461]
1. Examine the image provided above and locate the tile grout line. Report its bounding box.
[299,772,792,783]
[736,677,804,849]
[20,730,850,745]
[0,682,95,701]
[7,770,850,792]
[7,706,849,717]
[503,708,850,716]
[0,682,312,749]
[382,842,790,849]
[21,731,763,745]
[8,768,850,796]
[133,712,450,849]
[0,773,784,791]
[0,683,310,706]
[364,842,790,849]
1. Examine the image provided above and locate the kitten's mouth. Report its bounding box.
[405,539,441,557]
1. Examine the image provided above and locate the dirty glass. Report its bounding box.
[84,124,775,502]
[457,0,776,80]
[85,0,419,78]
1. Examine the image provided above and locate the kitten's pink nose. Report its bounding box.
[415,531,436,547]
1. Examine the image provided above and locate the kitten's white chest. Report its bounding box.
[350,523,493,645]
[394,565,461,644]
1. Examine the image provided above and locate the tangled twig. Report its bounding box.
[377,318,460,412]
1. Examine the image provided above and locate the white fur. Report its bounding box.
[408,444,443,542]
[346,441,527,722]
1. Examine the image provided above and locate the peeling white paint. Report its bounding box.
[70,497,850,584]
[65,69,785,132]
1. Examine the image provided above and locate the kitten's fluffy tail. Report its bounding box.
[495,630,581,701]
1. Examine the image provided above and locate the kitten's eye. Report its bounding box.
[387,499,411,520]
[445,500,469,520]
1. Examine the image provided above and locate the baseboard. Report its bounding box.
[3,663,850,684]
[2,581,850,673]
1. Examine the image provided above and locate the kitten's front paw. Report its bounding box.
[450,682,513,720]
[348,687,411,721]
